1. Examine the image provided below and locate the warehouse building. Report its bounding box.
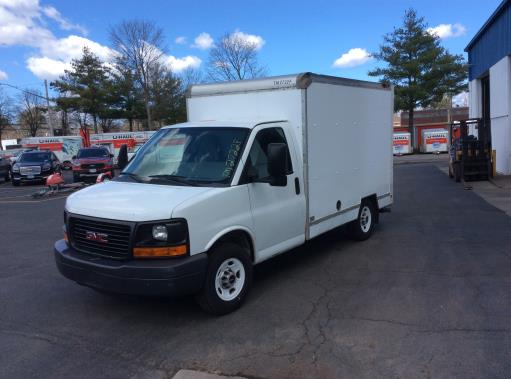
[466,0,511,174]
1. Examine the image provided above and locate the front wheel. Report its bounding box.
[348,201,376,241]
[196,242,253,315]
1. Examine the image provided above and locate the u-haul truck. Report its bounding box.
[21,136,83,166]
[90,131,156,162]
[421,129,448,153]
[393,132,411,155]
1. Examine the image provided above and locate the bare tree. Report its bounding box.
[18,90,46,137]
[0,89,13,149]
[207,32,266,82]
[179,67,204,91]
[110,20,166,130]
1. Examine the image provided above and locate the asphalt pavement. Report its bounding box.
[1,164,511,379]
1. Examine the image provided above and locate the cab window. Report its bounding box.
[245,127,293,181]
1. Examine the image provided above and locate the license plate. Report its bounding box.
[27,175,34,179]
[89,169,97,173]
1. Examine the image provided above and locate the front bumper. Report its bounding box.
[54,239,208,297]
[74,168,113,177]
[12,172,51,182]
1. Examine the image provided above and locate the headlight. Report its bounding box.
[152,225,168,241]
[42,163,51,170]
[12,163,20,172]
[133,220,189,258]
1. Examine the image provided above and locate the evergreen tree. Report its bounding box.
[369,9,467,142]
[52,47,112,133]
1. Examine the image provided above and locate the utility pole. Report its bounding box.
[44,79,54,136]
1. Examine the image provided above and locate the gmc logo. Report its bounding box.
[85,231,109,243]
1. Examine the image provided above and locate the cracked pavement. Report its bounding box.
[1,164,511,378]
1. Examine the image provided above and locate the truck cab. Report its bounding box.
[55,73,393,314]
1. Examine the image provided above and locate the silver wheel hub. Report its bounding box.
[360,206,372,233]
[215,258,245,301]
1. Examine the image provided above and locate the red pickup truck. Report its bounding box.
[72,147,115,182]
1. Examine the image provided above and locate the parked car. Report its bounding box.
[11,150,61,186]
[0,154,11,182]
[72,146,115,182]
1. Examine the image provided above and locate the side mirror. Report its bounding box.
[267,143,288,186]
[72,155,76,160]
[117,144,128,171]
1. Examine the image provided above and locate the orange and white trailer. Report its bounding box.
[421,129,448,153]
[90,131,156,162]
[20,136,83,166]
[393,132,412,155]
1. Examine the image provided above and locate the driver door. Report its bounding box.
[241,124,306,262]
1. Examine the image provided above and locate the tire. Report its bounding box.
[348,201,376,241]
[73,173,80,183]
[454,162,461,183]
[12,180,20,186]
[196,242,253,315]
[448,164,453,178]
[4,170,9,182]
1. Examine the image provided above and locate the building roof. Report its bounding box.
[465,0,510,51]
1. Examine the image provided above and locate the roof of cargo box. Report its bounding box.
[161,120,285,130]
[187,72,390,97]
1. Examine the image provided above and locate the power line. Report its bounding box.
[0,82,56,102]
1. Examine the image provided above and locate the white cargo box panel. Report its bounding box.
[304,79,393,238]
[188,73,393,239]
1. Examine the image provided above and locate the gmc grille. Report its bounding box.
[69,216,132,259]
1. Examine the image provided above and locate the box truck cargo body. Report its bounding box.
[54,73,394,314]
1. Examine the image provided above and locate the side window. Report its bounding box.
[246,127,293,180]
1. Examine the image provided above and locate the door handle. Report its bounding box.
[294,177,300,195]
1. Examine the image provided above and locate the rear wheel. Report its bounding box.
[196,242,252,315]
[348,201,376,241]
[4,170,9,182]
[12,179,20,186]
[73,173,80,183]
[454,162,461,183]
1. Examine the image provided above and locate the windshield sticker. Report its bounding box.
[223,137,243,178]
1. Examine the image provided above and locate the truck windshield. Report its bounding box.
[122,127,249,186]
[18,152,51,162]
[77,148,109,158]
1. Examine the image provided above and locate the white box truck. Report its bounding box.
[55,73,394,314]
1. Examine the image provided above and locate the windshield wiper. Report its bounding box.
[148,174,204,187]
[120,172,144,183]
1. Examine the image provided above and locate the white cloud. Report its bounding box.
[0,0,200,80]
[175,36,187,45]
[26,56,70,80]
[0,69,7,80]
[427,23,466,39]
[333,48,372,68]
[41,5,88,35]
[192,32,214,50]
[40,35,115,62]
[229,30,265,50]
[165,55,202,73]
[0,0,85,47]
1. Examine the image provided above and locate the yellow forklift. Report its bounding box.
[448,119,492,182]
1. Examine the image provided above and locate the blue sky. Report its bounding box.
[0,0,503,98]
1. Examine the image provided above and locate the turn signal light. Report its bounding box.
[133,245,187,258]
[64,231,69,243]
